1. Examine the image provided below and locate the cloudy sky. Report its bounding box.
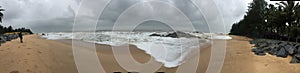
[0,0,283,33]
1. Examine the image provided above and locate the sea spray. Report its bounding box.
[40,31,229,67]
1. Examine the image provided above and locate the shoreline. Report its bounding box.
[1,35,300,73]
[56,39,212,73]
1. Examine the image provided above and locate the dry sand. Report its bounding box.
[0,35,300,73]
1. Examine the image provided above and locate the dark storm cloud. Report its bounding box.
[97,0,211,32]
[0,0,78,32]
[29,18,74,32]
[0,0,254,33]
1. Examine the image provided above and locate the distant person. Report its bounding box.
[18,32,23,43]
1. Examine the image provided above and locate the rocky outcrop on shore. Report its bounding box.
[251,39,300,63]
[149,31,199,38]
[0,34,19,45]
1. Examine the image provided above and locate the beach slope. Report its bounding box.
[1,35,300,73]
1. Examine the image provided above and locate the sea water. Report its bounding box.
[40,31,231,68]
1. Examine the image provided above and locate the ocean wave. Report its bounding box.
[40,31,230,67]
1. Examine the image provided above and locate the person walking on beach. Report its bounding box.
[18,32,23,43]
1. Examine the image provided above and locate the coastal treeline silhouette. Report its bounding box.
[230,0,300,42]
[0,6,33,34]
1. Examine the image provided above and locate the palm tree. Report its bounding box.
[0,6,4,23]
[276,1,300,41]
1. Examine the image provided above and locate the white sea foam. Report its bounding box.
[40,31,230,68]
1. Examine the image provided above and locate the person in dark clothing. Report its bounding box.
[18,32,23,43]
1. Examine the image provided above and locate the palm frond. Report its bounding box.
[0,11,2,23]
[0,9,5,11]
[279,1,288,7]
[276,3,285,8]
[293,2,300,10]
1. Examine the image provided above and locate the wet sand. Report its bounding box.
[1,35,300,73]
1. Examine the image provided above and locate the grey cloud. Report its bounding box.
[29,17,74,32]
[0,0,251,33]
[96,0,209,32]
[0,0,78,31]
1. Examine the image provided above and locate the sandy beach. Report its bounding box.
[1,35,300,73]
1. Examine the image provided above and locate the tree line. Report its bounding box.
[0,6,33,34]
[230,0,300,42]
[0,25,33,34]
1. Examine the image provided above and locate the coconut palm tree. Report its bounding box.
[276,1,300,41]
[0,6,4,23]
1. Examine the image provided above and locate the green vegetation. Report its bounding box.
[0,25,33,34]
[0,6,33,34]
[230,0,300,42]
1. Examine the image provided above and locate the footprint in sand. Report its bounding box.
[27,53,31,55]
[34,65,38,68]
[27,48,31,49]
[10,70,19,73]
[236,51,242,55]
[24,61,28,64]
[26,69,31,72]
[37,51,42,54]
[265,64,269,67]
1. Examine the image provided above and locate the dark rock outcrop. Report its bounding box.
[149,31,198,38]
[0,34,19,45]
[250,39,300,63]
[149,33,163,37]
[276,47,288,58]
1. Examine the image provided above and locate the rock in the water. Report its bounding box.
[276,47,288,58]
[149,33,162,37]
[149,31,197,38]
[165,31,197,38]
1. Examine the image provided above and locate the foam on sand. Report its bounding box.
[40,31,228,67]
